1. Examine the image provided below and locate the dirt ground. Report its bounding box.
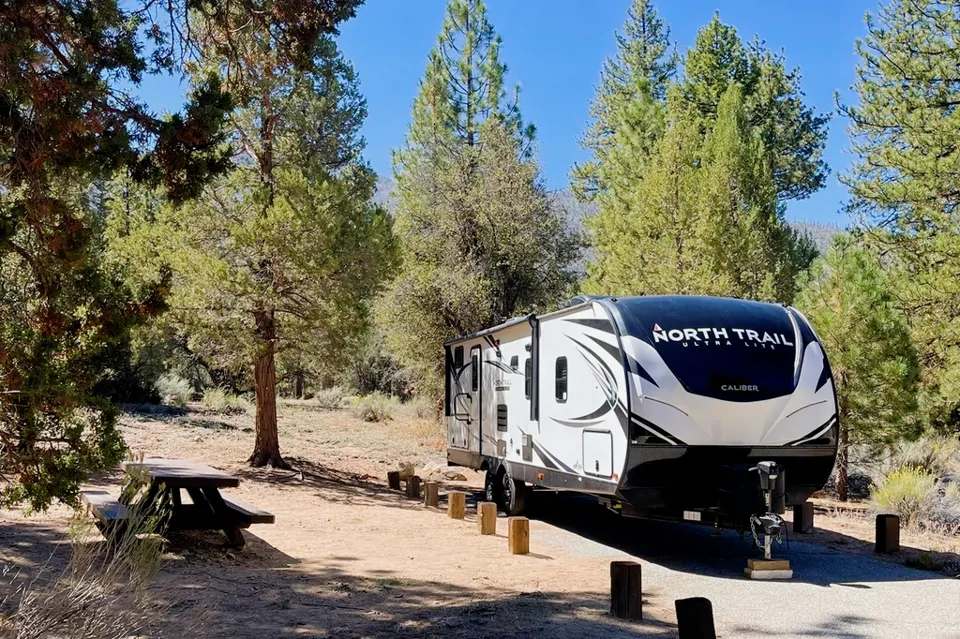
[0,401,957,638]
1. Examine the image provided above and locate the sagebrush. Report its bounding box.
[201,387,250,415]
[154,373,193,407]
[352,392,398,422]
[314,386,345,410]
[870,466,937,528]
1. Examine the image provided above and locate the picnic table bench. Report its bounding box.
[81,457,274,548]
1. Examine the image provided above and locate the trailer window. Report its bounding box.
[454,346,463,369]
[556,357,568,403]
[510,356,518,371]
[471,347,480,392]
[524,358,532,398]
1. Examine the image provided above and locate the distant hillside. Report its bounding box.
[791,220,845,253]
[374,178,844,257]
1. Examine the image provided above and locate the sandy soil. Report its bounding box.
[0,401,957,638]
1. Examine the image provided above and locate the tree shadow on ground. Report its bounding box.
[232,457,481,513]
[726,614,876,639]
[150,531,678,639]
[526,491,956,587]
[0,518,676,639]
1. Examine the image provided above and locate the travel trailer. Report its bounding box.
[444,294,838,539]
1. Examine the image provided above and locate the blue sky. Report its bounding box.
[137,1,877,225]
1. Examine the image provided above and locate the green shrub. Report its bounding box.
[154,373,193,407]
[892,436,960,477]
[405,395,437,420]
[314,386,345,410]
[930,481,960,535]
[870,466,937,528]
[201,387,250,415]
[352,392,397,422]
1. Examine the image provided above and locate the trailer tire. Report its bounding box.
[484,469,503,507]
[501,466,528,516]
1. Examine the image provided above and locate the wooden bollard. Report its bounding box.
[405,475,421,499]
[477,501,497,535]
[609,561,642,620]
[507,516,529,554]
[447,491,466,519]
[675,597,716,639]
[423,481,439,507]
[876,514,900,554]
[793,501,814,534]
[387,471,400,490]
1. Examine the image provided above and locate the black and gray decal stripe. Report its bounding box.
[566,318,615,334]
[630,412,683,446]
[565,335,619,421]
[532,441,575,473]
[815,361,831,393]
[566,335,618,387]
[786,415,837,446]
[579,333,659,389]
[582,334,654,386]
[567,401,613,421]
[485,360,521,375]
[614,403,630,440]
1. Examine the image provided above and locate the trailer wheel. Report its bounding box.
[484,469,503,507]
[501,466,528,516]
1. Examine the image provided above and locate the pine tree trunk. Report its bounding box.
[295,371,304,400]
[836,424,849,502]
[249,308,289,469]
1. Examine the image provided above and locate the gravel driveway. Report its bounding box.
[529,493,960,638]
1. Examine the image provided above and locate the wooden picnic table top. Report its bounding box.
[121,457,240,489]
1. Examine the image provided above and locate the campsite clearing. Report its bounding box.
[1,401,958,638]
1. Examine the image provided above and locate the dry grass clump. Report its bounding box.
[870,466,937,528]
[351,392,399,422]
[0,464,169,639]
[200,387,250,415]
[154,373,192,407]
[313,386,346,410]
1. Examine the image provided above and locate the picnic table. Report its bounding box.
[81,457,275,548]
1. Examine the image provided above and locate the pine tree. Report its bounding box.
[108,34,396,469]
[841,0,960,431]
[681,14,830,202]
[379,0,580,400]
[572,0,677,201]
[584,85,814,302]
[0,1,234,509]
[795,235,920,500]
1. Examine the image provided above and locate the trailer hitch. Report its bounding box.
[749,461,786,560]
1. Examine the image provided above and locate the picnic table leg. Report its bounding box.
[223,526,245,547]
[200,487,246,548]
[187,487,211,510]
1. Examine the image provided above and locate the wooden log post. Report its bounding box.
[387,471,400,490]
[405,476,422,499]
[477,501,497,535]
[876,514,900,554]
[423,481,439,508]
[507,516,529,554]
[609,561,642,620]
[675,597,717,639]
[447,491,466,519]
[793,501,814,534]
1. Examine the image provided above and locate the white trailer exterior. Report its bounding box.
[444,294,839,528]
